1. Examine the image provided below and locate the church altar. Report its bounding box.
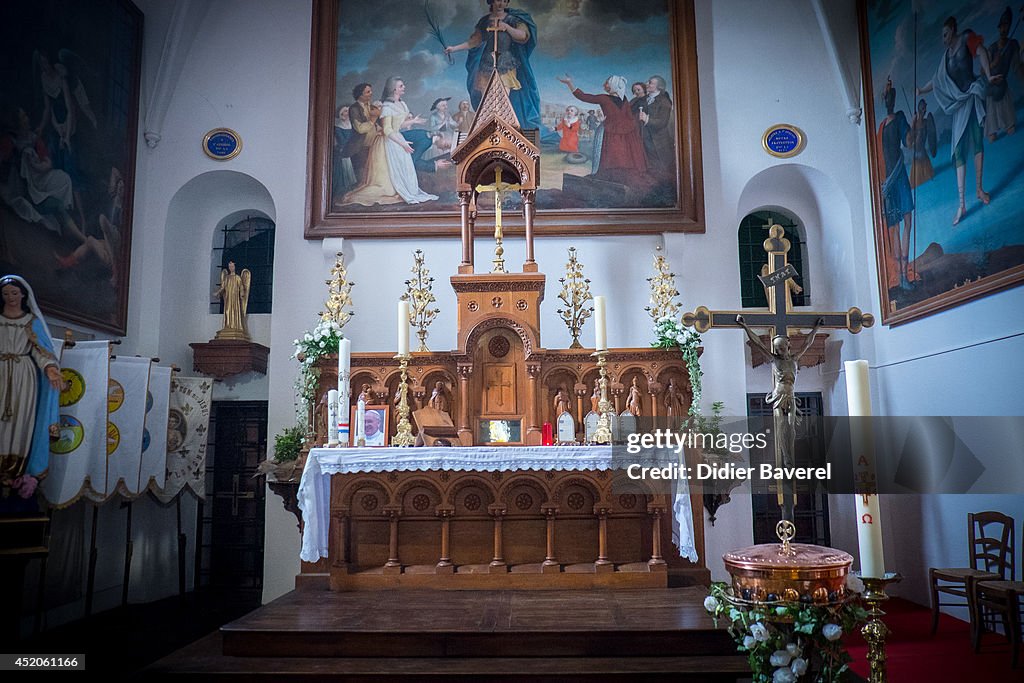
[289,72,709,591]
[298,445,703,590]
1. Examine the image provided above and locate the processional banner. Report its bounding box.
[101,356,151,500]
[42,340,110,507]
[152,376,211,503]
[139,365,172,493]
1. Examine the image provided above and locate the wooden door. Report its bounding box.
[200,401,266,607]
[472,328,526,443]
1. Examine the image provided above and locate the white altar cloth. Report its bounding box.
[297,445,698,564]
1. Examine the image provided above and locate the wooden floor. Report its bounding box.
[147,587,749,681]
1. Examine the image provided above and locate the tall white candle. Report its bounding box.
[593,295,607,351]
[356,396,366,447]
[845,359,885,578]
[326,389,339,447]
[337,338,351,446]
[397,300,410,356]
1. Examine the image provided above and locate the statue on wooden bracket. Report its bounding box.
[213,260,251,341]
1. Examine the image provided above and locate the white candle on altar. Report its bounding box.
[397,300,410,356]
[845,359,885,578]
[594,295,607,351]
[326,389,339,447]
[356,395,366,446]
[337,338,351,445]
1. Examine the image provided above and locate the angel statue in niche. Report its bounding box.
[213,260,251,340]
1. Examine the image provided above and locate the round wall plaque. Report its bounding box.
[762,124,805,158]
[203,128,242,160]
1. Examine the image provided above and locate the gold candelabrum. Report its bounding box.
[592,350,613,444]
[391,354,415,447]
[321,251,355,328]
[644,250,680,322]
[857,572,902,683]
[404,250,440,352]
[556,247,594,349]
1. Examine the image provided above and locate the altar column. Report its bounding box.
[522,189,537,273]
[648,502,668,571]
[436,506,455,574]
[594,505,613,573]
[458,191,473,274]
[542,504,559,573]
[526,363,542,445]
[330,510,349,571]
[384,506,402,574]
[649,383,662,419]
[489,505,507,572]
[457,365,473,445]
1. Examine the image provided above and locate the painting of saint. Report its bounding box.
[861,0,1024,323]
[0,0,141,334]
[307,0,703,237]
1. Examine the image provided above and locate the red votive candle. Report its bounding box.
[542,422,554,445]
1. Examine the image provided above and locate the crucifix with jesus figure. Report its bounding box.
[475,167,521,274]
[682,223,874,523]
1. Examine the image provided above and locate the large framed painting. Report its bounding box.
[860,1,1024,325]
[0,0,142,335]
[305,0,704,238]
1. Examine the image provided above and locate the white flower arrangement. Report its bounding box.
[291,318,345,426]
[651,316,702,417]
[704,581,869,682]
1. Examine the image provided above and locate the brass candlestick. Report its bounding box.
[556,247,593,349]
[857,571,902,683]
[391,354,415,447]
[404,250,440,352]
[592,350,613,444]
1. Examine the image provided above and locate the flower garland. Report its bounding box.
[652,316,702,417]
[291,318,344,428]
[704,578,869,683]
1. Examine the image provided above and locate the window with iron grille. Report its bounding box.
[209,216,275,314]
[738,210,808,308]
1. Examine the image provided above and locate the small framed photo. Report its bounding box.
[351,404,390,447]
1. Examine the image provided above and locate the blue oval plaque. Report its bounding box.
[203,128,242,160]
[762,125,805,158]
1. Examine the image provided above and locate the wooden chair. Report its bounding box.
[928,511,1014,635]
[969,525,1024,667]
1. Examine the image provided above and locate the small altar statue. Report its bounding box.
[625,377,643,416]
[663,377,685,418]
[590,379,600,413]
[428,380,451,415]
[552,387,571,417]
[213,261,251,340]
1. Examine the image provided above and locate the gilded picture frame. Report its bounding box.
[0,0,142,335]
[305,0,704,239]
[859,0,1024,325]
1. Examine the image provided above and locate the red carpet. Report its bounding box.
[845,598,1022,682]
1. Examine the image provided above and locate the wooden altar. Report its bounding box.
[299,71,707,590]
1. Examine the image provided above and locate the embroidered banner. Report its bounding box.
[101,356,151,500]
[152,376,211,502]
[42,340,110,507]
[138,365,172,493]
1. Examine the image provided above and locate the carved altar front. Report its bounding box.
[299,446,706,590]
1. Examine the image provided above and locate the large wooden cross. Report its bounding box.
[475,166,521,273]
[682,224,874,523]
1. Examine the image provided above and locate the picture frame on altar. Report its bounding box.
[351,405,390,447]
[304,0,705,239]
[0,0,142,335]
[858,0,1024,325]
